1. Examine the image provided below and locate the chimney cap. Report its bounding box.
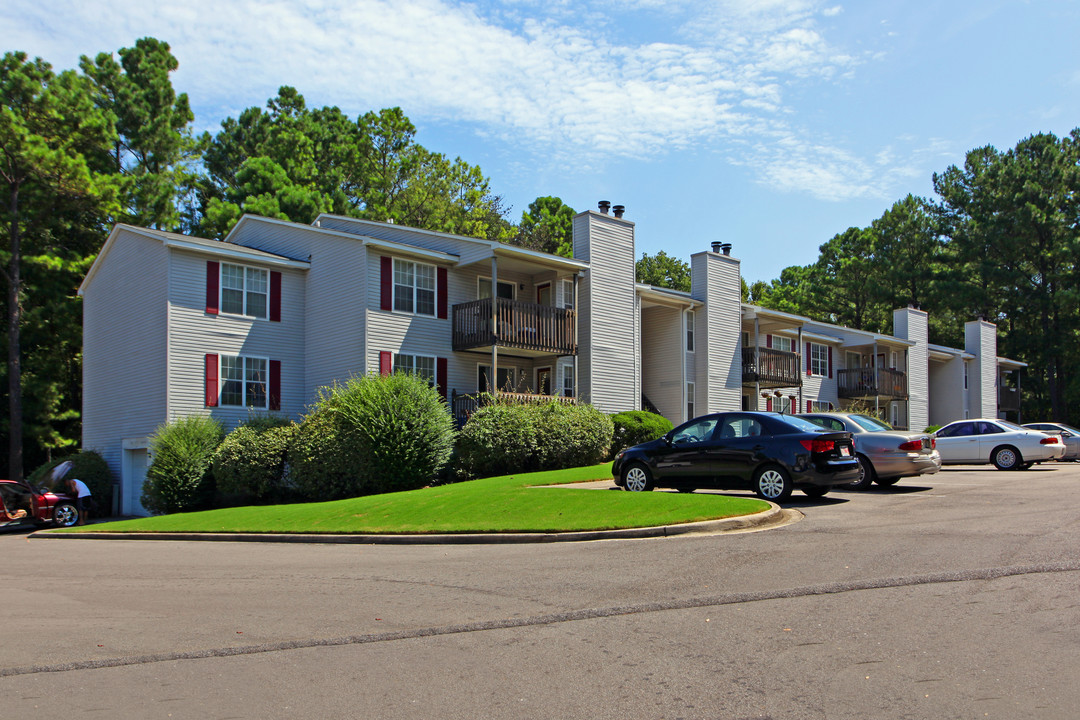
[612,204,625,218]
[598,200,611,214]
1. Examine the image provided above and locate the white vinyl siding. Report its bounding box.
[641,305,685,424]
[81,229,170,485]
[690,251,742,414]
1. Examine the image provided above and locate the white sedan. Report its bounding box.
[934,418,1066,470]
[1023,422,1080,461]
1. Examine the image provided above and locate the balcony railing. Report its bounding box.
[452,298,576,355]
[837,368,908,400]
[742,347,802,388]
[450,390,576,426]
[998,386,1020,412]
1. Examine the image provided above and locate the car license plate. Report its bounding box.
[840,446,850,457]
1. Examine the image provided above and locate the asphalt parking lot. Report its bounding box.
[3,462,1079,719]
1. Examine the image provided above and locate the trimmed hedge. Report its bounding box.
[456,398,613,478]
[288,372,456,500]
[27,451,114,513]
[212,419,297,504]
[609,410,674,457]
[142,416,224,515]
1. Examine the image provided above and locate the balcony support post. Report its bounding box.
[874,340,879,416]
[753,317,760,410]
[797,325,803,412]
[491,257,499,398]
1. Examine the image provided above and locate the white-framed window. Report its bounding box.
[807,400,833,413]
[479,364,521,393]
[393,353,436,385]
[772,335,793,353]
[774,396,794,414]
[393,259,436,316]
[478,277,515,300]
[686,310,695,353]
[561,279,574,310]
[846,351,862,369]
[221,263,268,319]
[890,403,900,427]
[687,382,695,419]
[964,362,968,390]
[562,364,575,398]
[220,355,268,408]
[890,351,899,369]
[810,342,829,376]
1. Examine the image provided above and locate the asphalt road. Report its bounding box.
[2,463,1079,719]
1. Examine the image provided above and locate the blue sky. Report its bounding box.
[3,0,1078,282]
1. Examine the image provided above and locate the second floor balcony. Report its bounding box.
[452,297,577,355]
[743,347,802,388]
[837,367,908,400]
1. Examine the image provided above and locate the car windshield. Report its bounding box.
[848,414,893,432]
[775,414,832,433]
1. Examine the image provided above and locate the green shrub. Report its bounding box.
[288,372,456,500]
[609,410,674,457]
[141,416,224,514]
[28,451,114,513]
[212,420,297,504]
[457,398,613,478]
[924,425,942,434]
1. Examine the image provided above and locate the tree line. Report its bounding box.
[1,37,575,479]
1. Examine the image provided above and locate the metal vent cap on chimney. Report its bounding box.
[598,200,611,214]
[612,204,625,218]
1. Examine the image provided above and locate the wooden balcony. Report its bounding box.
[451,390,576,425]
[742,347,803,388]
[998,386,1020,412]
[452,298,576,355]
[837,368,908,400]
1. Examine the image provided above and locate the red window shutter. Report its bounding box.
[269,360,281,411]
[380,257,392,311]
[765,334,772,349]
[806,343,813,375]
[437,357,448,399]
[205,354,219,407]
[766,398,773,412]
[206,261,219,315]
[379,351,392,376]
[807,400,812,413]
[828,347,833,378]
[437,267,448,319]
[270,271,282,322]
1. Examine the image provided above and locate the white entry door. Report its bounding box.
[123,448,151,516]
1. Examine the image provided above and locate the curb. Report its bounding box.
[29,503,785,545]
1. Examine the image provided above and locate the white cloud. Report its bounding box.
[1,0,880,199]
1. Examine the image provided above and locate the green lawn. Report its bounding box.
[62,463,769,535]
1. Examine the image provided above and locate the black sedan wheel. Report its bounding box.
[52,503,80,527]
[622,463,654,492]
[754,465,792,502]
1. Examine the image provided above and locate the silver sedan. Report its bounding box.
[798,412,941,490]
[1023,422,1080,461]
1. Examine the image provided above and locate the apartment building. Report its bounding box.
[80,202,1022,514]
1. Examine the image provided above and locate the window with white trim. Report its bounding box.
[807,400,832,413]
[220,355,268,408]
[561,279,574,310]
[393,259,436,315]
[772,335,793,353]
[686,310,695,353]
[774,396,794,414]
[221,263,268,318]
[810,343,829,376]
[687,382,695,419]
[562,365,575,398]
[393,354,436,385]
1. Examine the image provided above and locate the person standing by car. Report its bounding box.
[66,477,91,525]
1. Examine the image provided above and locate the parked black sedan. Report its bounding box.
[612,411,860,502]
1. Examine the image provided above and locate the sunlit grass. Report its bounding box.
[62,463,769,535]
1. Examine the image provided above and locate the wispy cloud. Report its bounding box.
[2,0,881,199]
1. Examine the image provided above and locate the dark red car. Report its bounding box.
[0,478,81,528]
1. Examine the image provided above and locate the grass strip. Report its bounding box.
[61,463,769,535]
